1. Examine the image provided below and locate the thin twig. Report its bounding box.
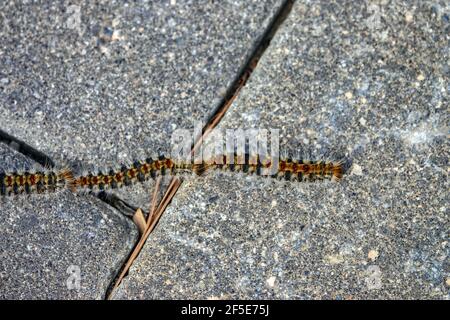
[107,177,182,299]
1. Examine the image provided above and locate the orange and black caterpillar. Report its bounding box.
[0,154,343,197]
[0,168,74,197]
[199,153,343,182]
[75,155,182,193]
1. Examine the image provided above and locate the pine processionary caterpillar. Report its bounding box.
[0,153,344,197]
[198,154,343,182]
[0,167,74,197]
[75,156,178,193]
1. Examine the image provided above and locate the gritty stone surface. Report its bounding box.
[114,0,449,299]
[0,0,284,208]
[0,144,138,299]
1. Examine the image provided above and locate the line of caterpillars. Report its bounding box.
[0,154,343,197]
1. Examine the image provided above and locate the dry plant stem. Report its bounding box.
[132,208,147,235]
[107,177,181,299]
[146,177,181,235]
[191,71,249,158]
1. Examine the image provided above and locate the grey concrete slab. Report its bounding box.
[0,144,138,299]
[0,0,285,208]
[114,0,449,299]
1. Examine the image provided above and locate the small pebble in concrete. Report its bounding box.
[368,250,379,261]
[266,276,277,288]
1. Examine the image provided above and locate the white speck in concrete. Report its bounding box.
[368,249,379,261]
[345,91,353,100]
[266,276,276,288]
[111,30,122,41]
[351,164,363,176]
[325,254,344,265]
[405,12,414,23]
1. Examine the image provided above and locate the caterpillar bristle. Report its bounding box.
[58,167,76,192]
[331,160,344,181]
[191,163,210,176]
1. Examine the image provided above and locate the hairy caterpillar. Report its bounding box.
[0,167,74,197]
[198,153,343,182]
[0,153,343,197]
[75,156,184,193]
